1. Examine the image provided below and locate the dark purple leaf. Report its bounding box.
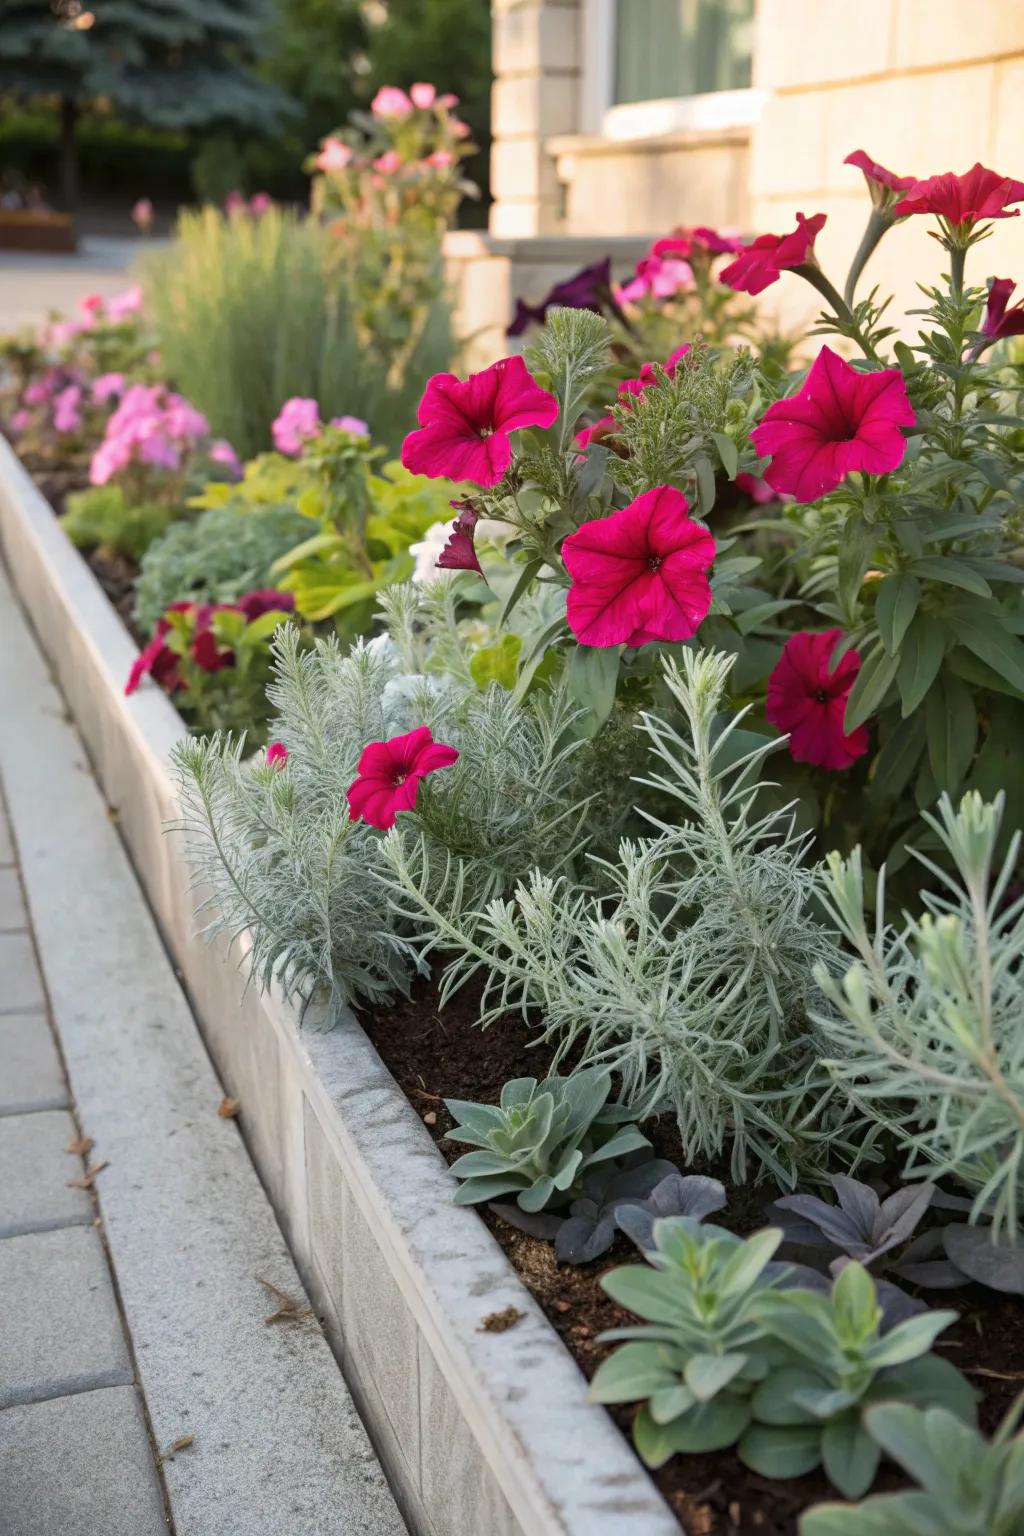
[617,1173,726,1252]
[506,258,614,337]
[892,1229,970,1289]
[489,1203,564,1240]
[832,1174,883,1237]
[943,1224,1024,1295]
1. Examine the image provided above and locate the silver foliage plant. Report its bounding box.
[813,791,1024,1242]
[171,604,586,1010]
[383,648,850,1185]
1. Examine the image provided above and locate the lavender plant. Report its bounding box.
[813,791,1024,1284]
[383,647,850,1185]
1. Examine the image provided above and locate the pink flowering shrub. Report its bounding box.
[307,84,475,369]
[89,383,213,487]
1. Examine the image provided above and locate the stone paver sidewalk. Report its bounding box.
[0,802,169,1535]
[0,555,406,1535]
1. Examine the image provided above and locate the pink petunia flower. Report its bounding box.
[347,726,459,829]
[209,438,243,477]
[720,213,827,296]
[132,197,154,231]
[224,191,247,217]
[92,372,126,405]
[653,226,745,259]
[979,278,1024,343]
[619,342,691,398]
[561,485,715,648]
[330,414,370,436]
[450,118,472,140]
[401,356,558,487]
[373,150,402,175]
[266,742,289,768]
[438,93,459,109]
[750,346,915,502]
[766,630,869,771]
[425,150,455,170]
[80,293,105,316]
[10,409,32,432]
[316,138,353,173]
[105,285,144,323]
[410,82,437,109]
[53,384,83,434]
[248,193,272,216]
[892,163,1024,225]
[272,397,321,456]
[619,254,693,303]
[371,86,413,119]
[575,415,619,450]
[735,472,777,505]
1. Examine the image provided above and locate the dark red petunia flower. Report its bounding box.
[892,163,1024,224]
[436,501,483,575]
[980,278,1024,342]
[190,628,235,673]
[507,258,613,337]
[347,726,459,830]
[125,633,183,696]
[766,630,869,771]
[401,356,559,487]
[750,345,915,503]
[845,150,916,202]
[562,484,715,648]
[235,589,295,621]
[719,213,827,295]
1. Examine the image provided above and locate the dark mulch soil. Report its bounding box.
[358,973,1024,1536]
[17,452,90,519]
[86,547,142,637]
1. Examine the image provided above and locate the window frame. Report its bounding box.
[580,0,764,141]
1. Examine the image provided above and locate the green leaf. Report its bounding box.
[896,614,945,717]
[589,1342,681,1405]
[637,1397,751,1461]
[716,1228,783,1300]
[838,516,878,617]
[947,646,1024,701]
[949,613,1024,695]
[874,573,920,655]
[821,1414,881,1499]
[868,712,925,805]
[469,634,522,691]
[739,1421,823,1480]
[799,1499,930,1535]
[684,1353,748,1403]
[844,644,901,733]
[832,1263,880,1343]
[566,643,621,735]
[909,556,992,598]
[750,1366,826,1426]
[925,674,977,797]
[694,455,717,514]
[712,431,739,479]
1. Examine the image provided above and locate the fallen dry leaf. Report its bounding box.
[217,1096,241,1119]
[479,1306,524,1334]
[160,1434,194,1461]
[65,1135,94,1157]
[258,1276,313,1326]
[66,1160,109,1190]
[105,806,120,824]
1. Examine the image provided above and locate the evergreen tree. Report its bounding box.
[0,0,294,207]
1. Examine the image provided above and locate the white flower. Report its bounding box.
[408,519,454,584]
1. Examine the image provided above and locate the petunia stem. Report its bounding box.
[949,244,967,300]
[843,209,892,308]
[793,264,880,362]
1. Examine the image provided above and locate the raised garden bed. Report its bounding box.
[0,210,77,254]
[0,432,679,1536]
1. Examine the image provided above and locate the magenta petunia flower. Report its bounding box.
[653,226,745,259]
[750,346,915,503]
[436,502,483,574]
[235,589,295,621]
[400,356,558,487]
[719,213,826,295]
[892,163,1024,224]
[209,438,242,478]
[410,82,437,109]
[562,485,715,648]
[980,278,1024,342]
[266,742,289,768]
[845,150,916,201]
[347,727,459,830]
[92,372,126,405]
[618,254,693,303]
[766,630,869,771]
[52,384,83,434]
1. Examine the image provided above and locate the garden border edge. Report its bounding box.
[0,435,678,1536]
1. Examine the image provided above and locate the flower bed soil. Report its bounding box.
[359,974,1024,1536]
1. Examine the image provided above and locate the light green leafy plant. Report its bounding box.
[745,1263,974,1497]
[813,791,1024,1241]
[62,484,178,563]
[445,1067,649,1213]
[135,502,313,635]
[383,647,849,1184]
[800,1397,1024,1536]
[589,1218,788,1467]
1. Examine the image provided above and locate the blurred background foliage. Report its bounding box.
[0,0,492,222]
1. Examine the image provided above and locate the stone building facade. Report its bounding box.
[447,0,1024,362]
